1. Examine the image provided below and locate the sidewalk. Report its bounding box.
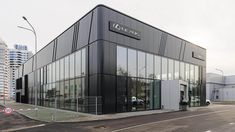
[1,101,195,123]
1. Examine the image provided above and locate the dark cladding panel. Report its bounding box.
[99,6,162,55]
[23,57,33,75]
[89,8,99,43]
[56,26,74,59]
[164,35,182,59]
[36,41,54,68]
[102,75,116,114]
[77,12,92,49]
[102,41,116,75]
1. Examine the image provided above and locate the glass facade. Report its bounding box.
[28,48,87,112]
[116,46,202,112]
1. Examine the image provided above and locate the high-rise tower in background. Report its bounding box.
[0,38,9,100]
[8,44,33,99]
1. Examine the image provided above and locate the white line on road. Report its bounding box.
[2,124,46,132]
[111,109,231,132]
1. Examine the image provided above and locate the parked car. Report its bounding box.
[206,99,211,105]
[132,96,144,105]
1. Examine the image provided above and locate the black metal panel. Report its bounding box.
[201,67,207,105]
[36,41,54,69]
[77,12,92,49]
[56,26,74,60]
[101,41,116,75]
[101,74,116,114]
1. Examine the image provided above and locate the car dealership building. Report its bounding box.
[15,5,206,114]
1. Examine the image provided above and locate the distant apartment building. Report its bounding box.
[0,38,9,100]
[8,44,32,99]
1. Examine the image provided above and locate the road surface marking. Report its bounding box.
[2,124,46,132]
[111,109,231,132]
[205,130,212,132]
[229,122,234,125]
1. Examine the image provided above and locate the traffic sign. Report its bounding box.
[4,107,13,114]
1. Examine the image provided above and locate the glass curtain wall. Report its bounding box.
[116,45,202,112]
[30,47,87,112]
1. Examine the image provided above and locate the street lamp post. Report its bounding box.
[215,68,224,101]
[18,16,37,106]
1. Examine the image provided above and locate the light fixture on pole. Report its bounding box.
[18,16,37,106]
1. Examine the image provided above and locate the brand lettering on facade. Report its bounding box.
[109,21,141,40]
[192,52,205,61]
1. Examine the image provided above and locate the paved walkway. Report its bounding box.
[0,100,206,123]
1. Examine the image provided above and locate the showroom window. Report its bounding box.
[117,46,127,76]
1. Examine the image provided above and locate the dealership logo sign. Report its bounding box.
[109,21,141,40]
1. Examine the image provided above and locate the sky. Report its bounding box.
[0,0,235,75]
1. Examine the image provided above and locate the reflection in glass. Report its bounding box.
[75,51,81,77]
[117,46,127,75]
[146,54,154,78]
[81,48,86,75]
[162,58,168,80]
[154,56,161,79]
[65,56,69,80]
[128,49,137,77]
[64,81,70,109]
[180,62,185,80]
[128,78,137,111]
[136,79,146,110]
[174,61,179,79]
[146,80,154,110]
[185,64,190,81]
[168,59,174,80]
[153,80,160,109]
[60,58,64,81]
[56,61,60,81]
[138,51,146,78]
[70,53,75,78]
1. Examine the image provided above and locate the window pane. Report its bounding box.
[65,56,69,79]
[59,81,64,109]
[128,78,137,111]
[174,61,179,80]
[153,80,160,109]
[60,58,64,80]
[146,80,154,110]
[75,50,81,77]
[128,49,137,77]
[185,63,190,81]
[70,53,75,78]
[154,56,161,79]
[168,59,174,80]
[190,64,195,83]
[52,62,56,83]
[146,54,154,78]
[69,79,75,111]
[136,79,146,110]
[117,46,127,76]
[162,58,168,80]
[64,81,70,109]
[81,48,86,76]
[195,66,199,84]
[56,61,60,81]
[180,62,185,80]
[138,51,146,78]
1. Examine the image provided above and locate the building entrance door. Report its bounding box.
[180,84,187,110]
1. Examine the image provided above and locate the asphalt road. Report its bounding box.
[14,104,235,132]
[0,105,42,131]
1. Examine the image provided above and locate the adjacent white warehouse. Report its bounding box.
[207,73,235,101]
